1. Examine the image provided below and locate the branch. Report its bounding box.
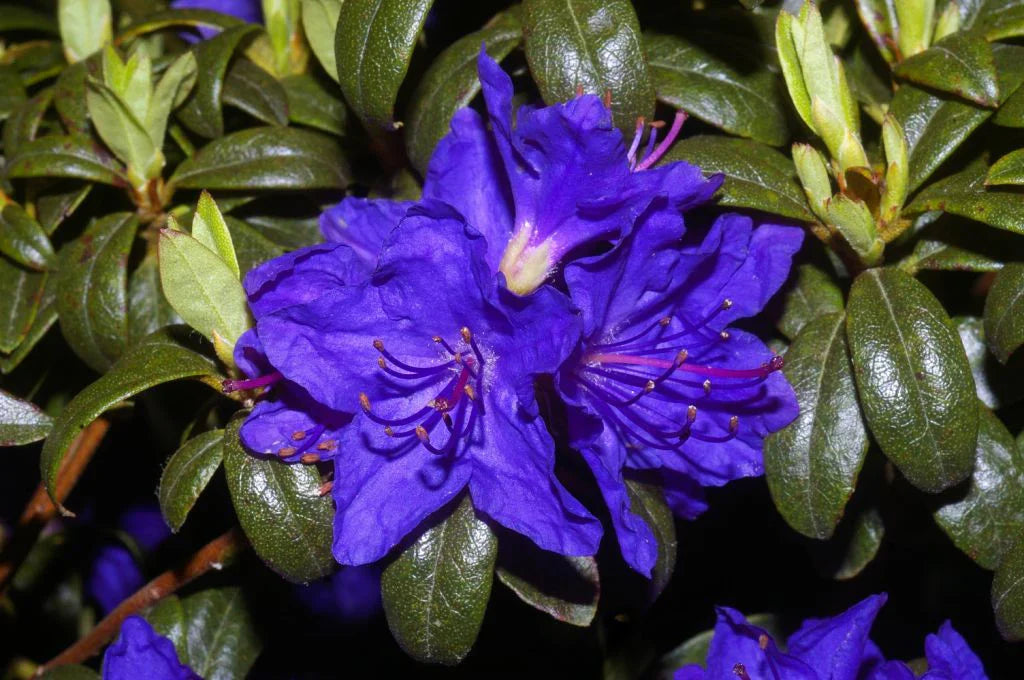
[0,418,110,594]
[38,527,249,674]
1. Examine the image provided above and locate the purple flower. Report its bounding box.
[103,616,199,680]
[672,594,989,680]
[240,201,600,565]
[87,504,172,614]
[170,0,262,40]
[292,564,383,625]
[556,212,801,574]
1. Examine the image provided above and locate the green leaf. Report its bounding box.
[906,160,1024,235]
[993,537,1024,640]
[956,316,1024,409]
[117,9,245,43]
[334,0,435,129]
[40,327,219,514]
[765,313,868,539]
[147,51,198,148]
[854,0,898,64]
[624,479,677,601]
[159,429,224,532]
[777,263,844,341]
[54,59,93,136]
[984,263,1024,364]
[7,135,127,186]
[158,228,250,350]
[495,544,598,627]
[889,84,990,193]
[0,272,56,372]
[300,0,342,81]
[986,149,1024,186]
[127,252,181,346]
[192,191,240,279]
[0,5,59,33]
[828,507,885,581]
[224,217,284,274]
[3,88,55,157]
[85,78,159,179]
[222,415,335,583]
[58,0,112,63]
[934,403,1024,569]
[170,126,349,190]
[646,33,787,146]
[899,219,1007,275]
[0,204,56,271]
[281,73,348,135]
[37,184,93,235]
[222,59,289,127]
[846,268,977,493]
[0,65,27,122]
[147,588,261,680]
[176,25,260,138]
[382,495,497,665]
[663,136,813,221]
[56,213,137,372]
[405,9,522,173]
[522,0,654,130]
[0,389,53,446]
[894,30,999,107]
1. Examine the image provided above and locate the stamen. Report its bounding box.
[374,340,454,376]
[277,447,296,458]
[317,440,336,451]
[434,335,457,355]
[635,111,687,171]
[733,664,752,680]
[703,379,712,395]
[626,118,645,166]
[463,384,476,401]
[593,315,672,351]
[318,480,334,496]
[222,371,282,394]
[587,352,784,381]
[300,453,320,464]
[292,431,306,441]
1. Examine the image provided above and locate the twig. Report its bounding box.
[0,418,110,594]
[37,527,249,673]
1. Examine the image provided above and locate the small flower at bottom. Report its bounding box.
[103,616,199,680]
[557,212,802,574]
[240,200,601,565]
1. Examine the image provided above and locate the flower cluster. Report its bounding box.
[226,49,802,574]
[677,593,989,680]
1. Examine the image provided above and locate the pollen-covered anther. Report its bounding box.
[415,425,430,443]
[278,447,296,458]
[733,663,752,680]
[720,330,731,340]
[460,326,473,343]
[291,430,306,441]
[384,426,395,437]
[659,316,671,326]
[758,633,769,650]
[463,384,476,401]
[722,298,733,310]
[643,379,656,393]
[687,404,697,422]
[377,357,387,370]
[674,349,689,366]
[372,339,385,351]
[729,416,740,433]
[316,440,336,451]
[300,453,320,464]
[359,392,372,412]
[768,355,785,371]
[703,379,712,395]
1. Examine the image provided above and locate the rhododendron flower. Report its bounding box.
[103,616,198,680]
[169,0,262,40]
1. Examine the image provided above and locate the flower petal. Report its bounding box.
[319,197,413,268]
[922,621,988,680]
[102,616,198,680]
[786,593,887,680]
[242,242,367,318]
[705,606,818,680]
[239,384,350,462]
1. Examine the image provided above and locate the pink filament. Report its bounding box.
[222,371,283,393]
[587,353,782,379]
[635,111,687,171]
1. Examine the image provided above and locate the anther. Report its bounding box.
[432,335,442,343]
[703,379,712,395]
[318,480,334,496]
[722,298,733,310]
[300,453,320,464]
[291,431,306,441]
[359,393,371,412]
[384,426,395,437]
[674,349,689,366]
[317,440,336,451]
[720,330,730,340]
[460,327,472,343]
[758,634,769,651]
[733,664,752,680]
[643,379,655,393]
[377,357,387,369]
[659,316,671,326]
[415,425,430,443]
[768,355,784,372]
[729,416,739,433]
[463,385,476,401]
[687,404,697,422]
[278,447,296,458]
[442,413,454,430]
[454,352,463,364]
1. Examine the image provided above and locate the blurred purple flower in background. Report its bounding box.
[169,0,262,40]
[103,616,199,680]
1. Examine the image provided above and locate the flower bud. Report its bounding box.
[792,143,832,221]
[895,0,936,58]
[880,114,909,225]
[826,194,884,266]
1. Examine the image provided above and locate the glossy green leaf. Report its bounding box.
[192,191,240,279]
[334,0,435,129]
[956,316,1024,410]
[766,313,868,539]
[995,85,1024,127]
[117,9,245,42]
[169,126,349,190]
[3,88,54,157]
[300,0,342,81]
[281,73,347,135]
[889,84,990,193]
[405,9,521,173]
[54,60,93,136]
[900,221,1006,275]
[663,136,813,221]
[127,252,181,346]
[85,77,158,176]
[0,5,59,33]
[829,506,885,580]
[37,184,93,235]
[894,31,998,107]
[906,160,1024,236]
[984,263,1024,364]
[625,479,676,601]
[853,0,897,63]
[159,429,224,532]
[0,204,56,271]
[382,495,497,665]
[7,135,127,186]
[0,65,27,121]
[495,546,598,627]
[987,149,1024,186]
[0,389,53,446]
[222,59,289,127]
[158,228,250,350]
[934,403,1024,569]
[177,25,259,138]
[40,328,219,514]
[147,587,262,680]
[56,213,137,372]
[777,264,844,341]
[0,272,56,372]
[646,33,787,146]
[522,0,654,130]
[223,415,334,582]
[58,0,111,63]
[993,537,1024,640]
[846,268,977,493]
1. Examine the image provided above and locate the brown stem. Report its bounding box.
[38,528,249,674]
[0,418,110,594]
